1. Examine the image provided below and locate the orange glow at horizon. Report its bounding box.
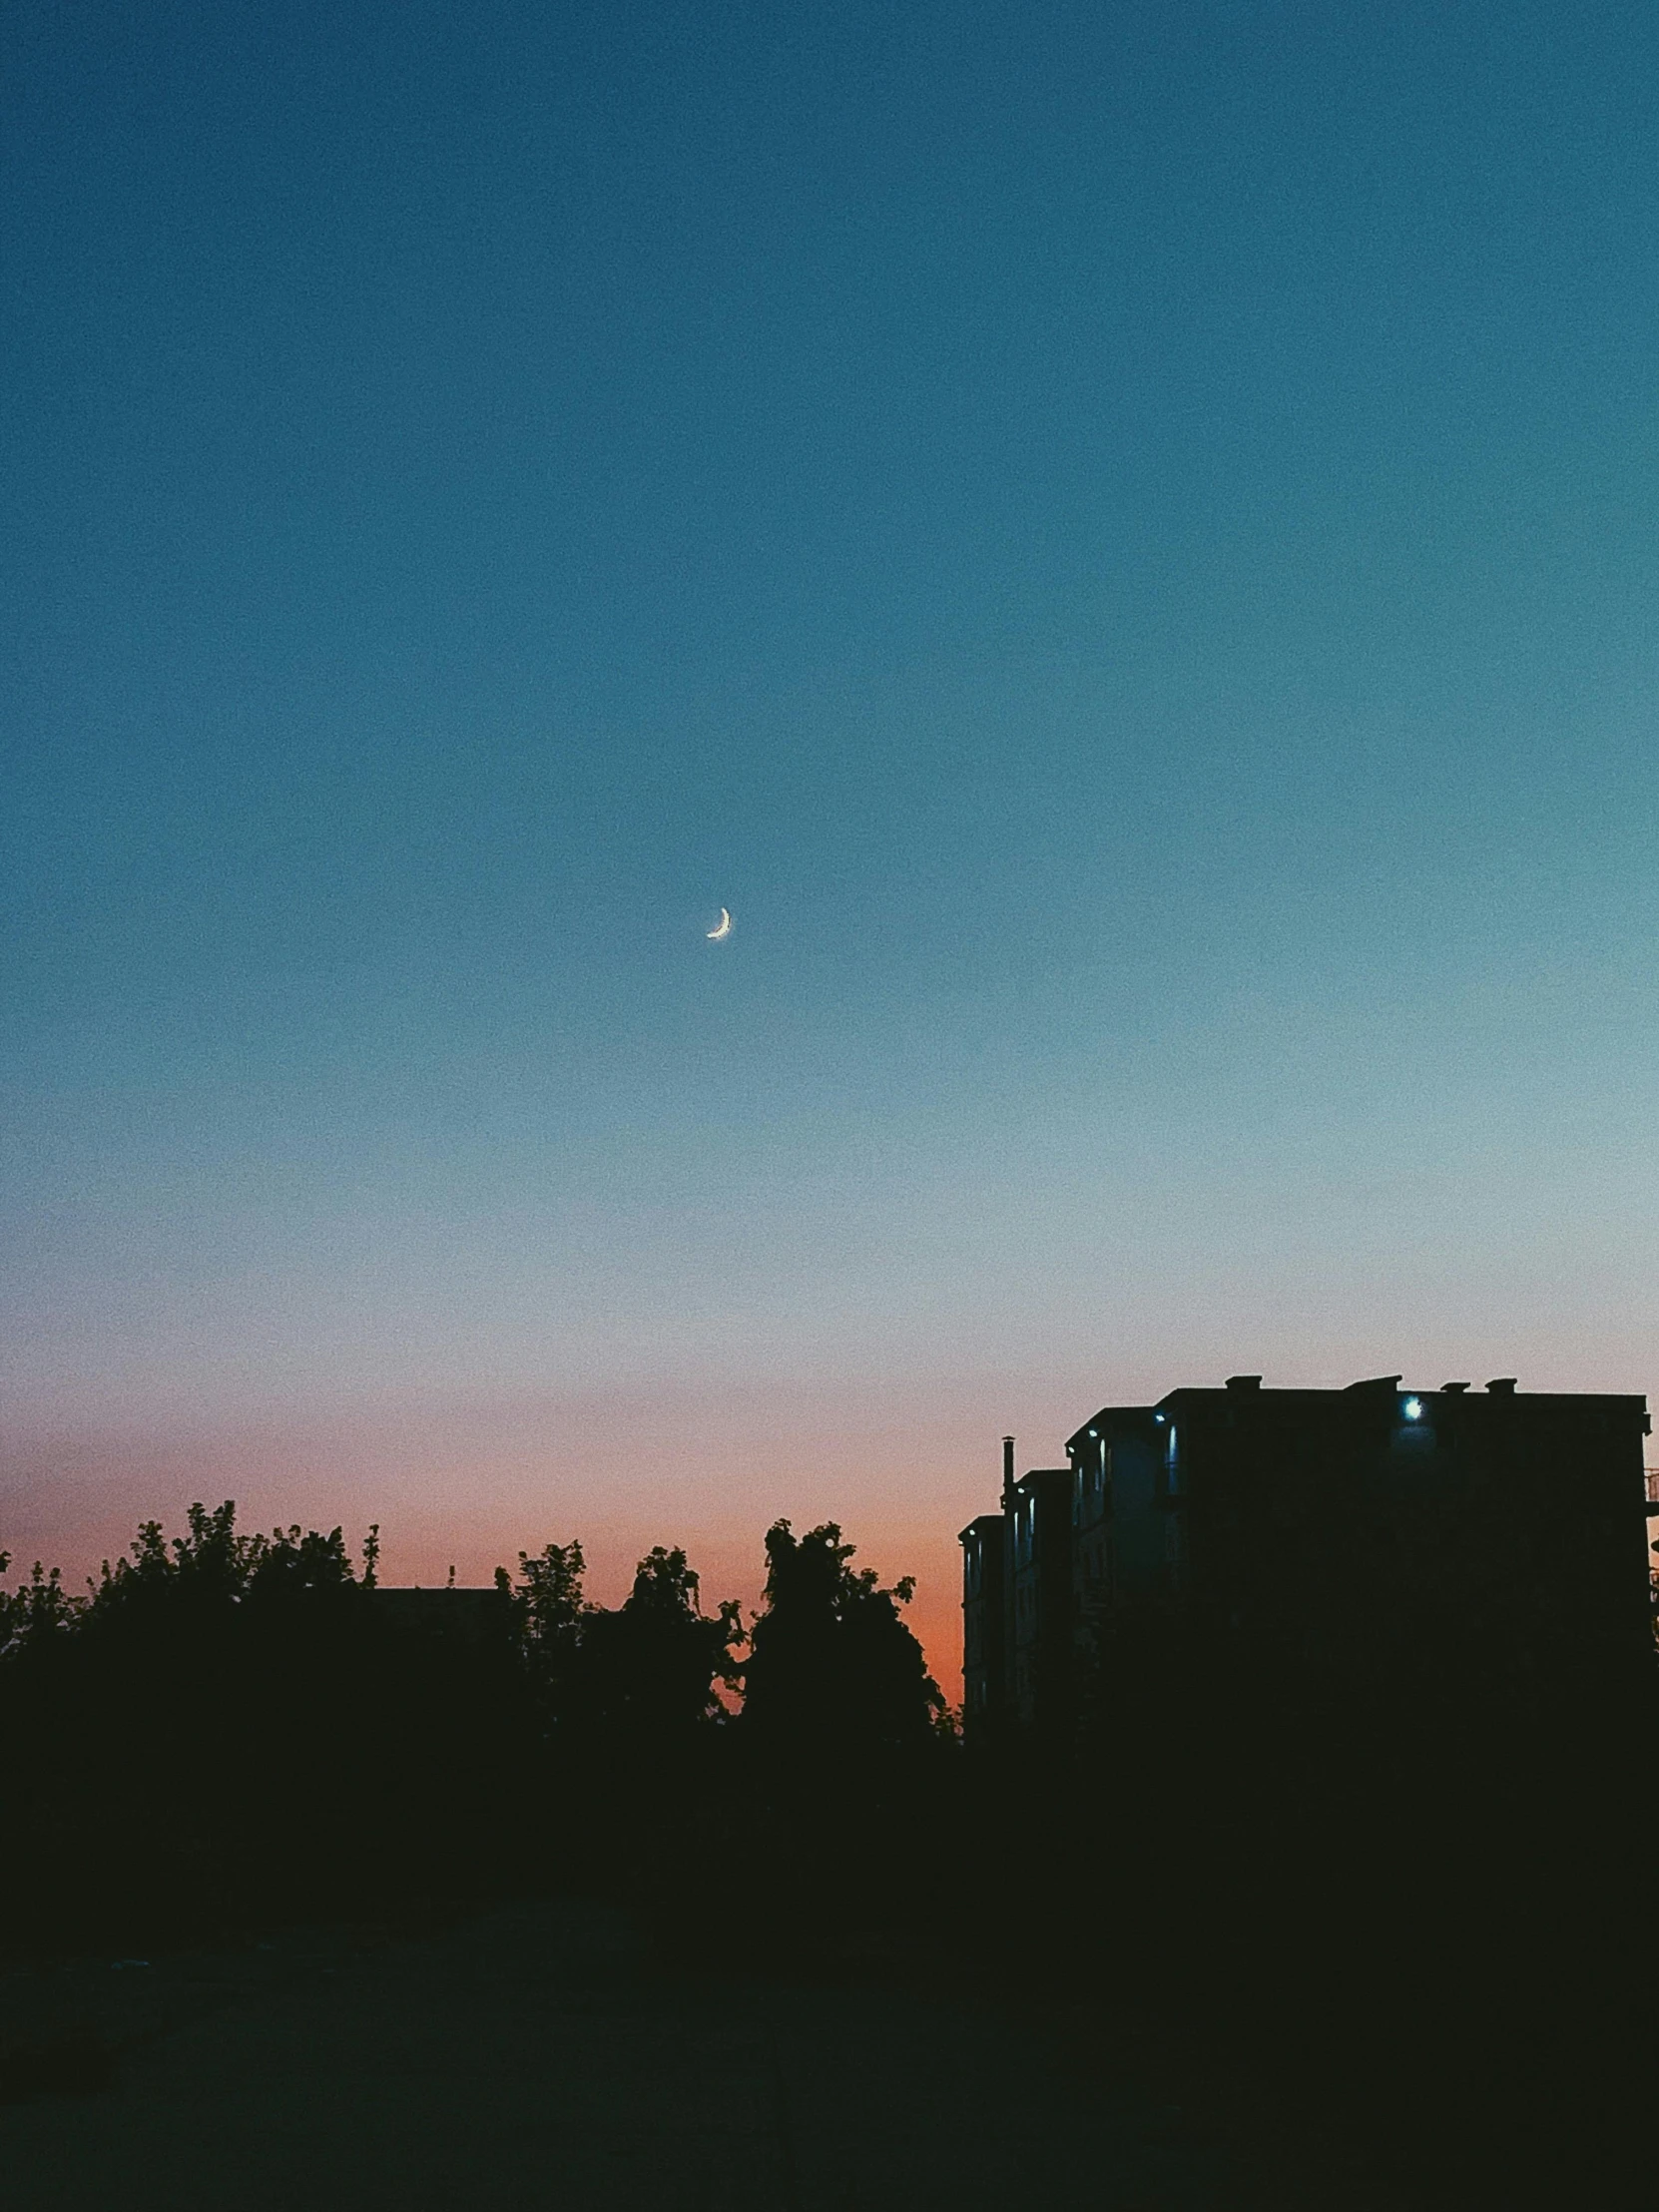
[0,1379,1016,1698]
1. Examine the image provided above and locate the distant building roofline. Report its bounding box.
[1063,1377,1650,1452]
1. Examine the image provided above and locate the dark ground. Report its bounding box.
[0,1896,1442,2211]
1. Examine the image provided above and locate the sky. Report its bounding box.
[4,0,1656,1682]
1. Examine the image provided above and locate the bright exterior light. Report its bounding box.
[1403,1396,1423,1420]
[1155,1412,1166,1424]
[1088,1428,1098,1438]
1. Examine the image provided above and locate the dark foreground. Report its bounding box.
[0,1897,1433,2212]
[4,1514,1653,2208]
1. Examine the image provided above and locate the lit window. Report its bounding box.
[1403,1396,1423,1421]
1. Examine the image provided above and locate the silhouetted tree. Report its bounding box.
[741,1520,944,1754]
[576,1546,743,1736]
[0,1502,535,1942]
[0,1502,954,1957]
[84,1502,369,1645]
[495,1538,587,1717]
[0,1553,81,1656]
[496,1540,742,1738]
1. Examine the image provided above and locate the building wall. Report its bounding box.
[956,1376,1655,1750]
[1163,1380,1653,1700]
[959,1512,1006,1739]
[371,1586,512,1646]
[1008,1469,1074,1734]
[1066,1414,1165,1668]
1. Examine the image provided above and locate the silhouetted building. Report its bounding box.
[962,1375,1653,1741]
[959,1508,1007,1738]
[1008,1463,1075,1735]
[960,1437,1017,1739]
[373,1586,511,1646]
[960,1435,1076,1741]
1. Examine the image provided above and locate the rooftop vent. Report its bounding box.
[1441,1382,1470,1394]
[1486,1378,1517,1394]
[1346,1375,1403,1392]
[1225,1374,1262,1391]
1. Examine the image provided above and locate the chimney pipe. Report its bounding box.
[1001,1434,1015,1510]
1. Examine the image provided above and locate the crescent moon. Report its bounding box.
[707,907,732,940]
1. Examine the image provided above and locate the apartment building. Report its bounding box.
[962,1374,1653,1741]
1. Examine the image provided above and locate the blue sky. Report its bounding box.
[4,0,1656,1656]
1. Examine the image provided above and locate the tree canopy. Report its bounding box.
[496,1540,742,1735]
[741,1520,945,1753]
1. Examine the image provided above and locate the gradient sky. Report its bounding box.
[5,0,1656,1681]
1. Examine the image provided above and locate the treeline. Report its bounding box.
[496,1519,945,1752]
[0,1506,950,1955]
